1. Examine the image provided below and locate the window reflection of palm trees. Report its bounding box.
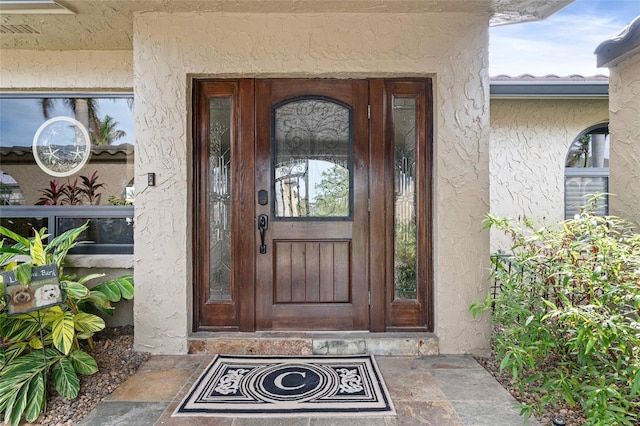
[40,98,128,145]
[94,115,127,145]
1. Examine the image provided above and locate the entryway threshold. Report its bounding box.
[188,331,439,356]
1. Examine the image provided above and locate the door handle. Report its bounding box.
[257,214,269,254]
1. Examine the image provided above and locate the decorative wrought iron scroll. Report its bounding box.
[274,99,351,218]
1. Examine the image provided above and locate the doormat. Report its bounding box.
[173,355,395,417]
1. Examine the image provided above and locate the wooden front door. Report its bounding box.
[193,78,433,333]
[254,79,370,330]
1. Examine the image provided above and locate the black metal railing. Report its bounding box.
[490,252,596,312]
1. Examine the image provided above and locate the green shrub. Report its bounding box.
[0,223,134,426]
[471,204,640,425]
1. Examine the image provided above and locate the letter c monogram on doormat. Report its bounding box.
[173,355,395,417]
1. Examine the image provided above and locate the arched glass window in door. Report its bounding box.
[565,124,609,219]
[273,98,352,219]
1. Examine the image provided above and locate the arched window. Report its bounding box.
[565,124,609,219]
[0,170,25,205]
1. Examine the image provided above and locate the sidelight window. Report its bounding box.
[393,97,418,300]
[208,97,233,301]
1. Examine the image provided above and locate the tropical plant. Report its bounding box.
[61,178,83,205]
[0,223,134,426]
[40,98,100,142]
[79,171,104,205]
[36,180,66,205]
[40,99,129,146]
[37,172,103,206]
[93,115,127,146]
[470,198,640,425]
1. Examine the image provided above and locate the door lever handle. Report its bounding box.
[257,214,268,254]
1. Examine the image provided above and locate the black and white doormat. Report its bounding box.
[173,355,395,417]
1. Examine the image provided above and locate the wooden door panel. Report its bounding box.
[271,304,356,330]
[274,241,351,303]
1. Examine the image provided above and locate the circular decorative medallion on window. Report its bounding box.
[32,116,91,177]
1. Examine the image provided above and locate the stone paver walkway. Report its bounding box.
[77,355,539,426]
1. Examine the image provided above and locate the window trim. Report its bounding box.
[0,92,132,99]
[565,167,609,177]
[0,205,134,254]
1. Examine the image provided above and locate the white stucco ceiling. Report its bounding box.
[0,0,573,50]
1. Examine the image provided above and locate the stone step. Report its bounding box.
[188,332,439,356]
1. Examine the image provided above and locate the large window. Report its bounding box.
[565,124,609,219]
[0,94,134,254]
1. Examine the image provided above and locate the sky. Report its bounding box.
[490,0,640,77]
[0,98,134,148]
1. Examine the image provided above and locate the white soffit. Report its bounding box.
[0,0,75,14]
[490,0,573,26]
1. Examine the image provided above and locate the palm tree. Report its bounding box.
[93,115,127,145]
[40,98,100,141]
[566,134,591,168]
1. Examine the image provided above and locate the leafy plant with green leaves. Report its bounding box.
[36,180,66,206]
[312,165,349,216]
[470,198,640,425]
[0,223,134,426]
[36,171,104,206]
[61,178,83,205]
[79,171,104,205]
[394,220,417,299]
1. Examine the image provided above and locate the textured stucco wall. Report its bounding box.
[0,50,132,89]
[133,11,491,355]
[608,52,640,227]
[490,98,609,251]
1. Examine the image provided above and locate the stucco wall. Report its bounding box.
[0,50,132,89]
[133,11,491,355]
[490,98,609,251]
[608,51,640,227]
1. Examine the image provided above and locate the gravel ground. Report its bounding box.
[35,326,151,426]
[475,344,587,426]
